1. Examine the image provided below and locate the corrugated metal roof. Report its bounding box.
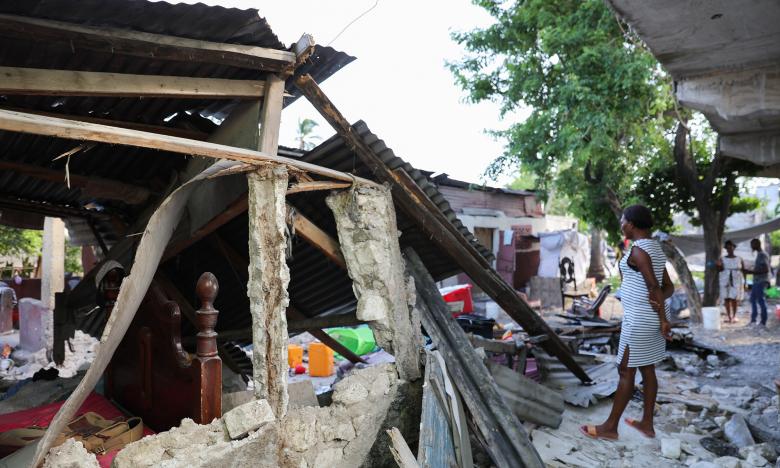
[152,121,495,344]
[0,0,354,245]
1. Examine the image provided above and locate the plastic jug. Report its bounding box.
[288,344,303,368]
[308,342,334,377]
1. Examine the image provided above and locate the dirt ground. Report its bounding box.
[532,297,780,467]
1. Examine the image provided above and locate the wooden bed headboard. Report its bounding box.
[105,271,222,432]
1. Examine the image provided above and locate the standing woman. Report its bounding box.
[581,205,673,440]
[717,240,744,323]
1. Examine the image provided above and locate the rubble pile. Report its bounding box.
[114,364,401,468]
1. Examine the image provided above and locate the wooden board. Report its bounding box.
[0,13,296,72]
[294,73,590,384]
[0,66,266,98]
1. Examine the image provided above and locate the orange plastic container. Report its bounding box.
[288,344,304,368]
[308,342,334,377]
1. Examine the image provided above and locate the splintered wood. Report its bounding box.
[247,166,290,418]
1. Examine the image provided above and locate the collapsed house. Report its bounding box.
[0,1,593,466]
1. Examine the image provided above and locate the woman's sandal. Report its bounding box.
[624,418,655,438]
[579,425,618,440]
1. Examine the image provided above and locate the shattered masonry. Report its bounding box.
[326,185,423,381]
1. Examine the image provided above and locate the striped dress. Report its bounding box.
[617,238,670,368]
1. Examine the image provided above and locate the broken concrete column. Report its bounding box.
[41,217,64,354]
[247,166,290,418]
[326,185,422,381]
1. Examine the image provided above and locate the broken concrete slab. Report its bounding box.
[42,439,99,468]
[740,443,778,463]
[662,438,682,459]
[712,456,742,468]
[724,414,756,448]
[288,380,319,409]
[326,186,422,381]
[247,166,290,418]
[223,399,275,440]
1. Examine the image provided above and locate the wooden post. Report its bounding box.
[193,272,222,424]
[405,247,543,468]
[294,74,590,384]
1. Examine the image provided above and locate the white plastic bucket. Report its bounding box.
[486,302,500,320]
[702,306,721,330]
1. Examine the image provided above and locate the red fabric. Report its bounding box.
[0,392,154,467]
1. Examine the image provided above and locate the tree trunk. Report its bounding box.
[587,228,606,281]
[659,239,702,323]
[701,216,722,307]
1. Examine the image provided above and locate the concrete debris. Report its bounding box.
[690,462,718,468]
[223,399,275,440]
[42,439,99,468]
[326,186,422,381]
[745,452,769,467]
[114,364,400,468]
[740,443,778,463]
[724,414,756,448]
[707,355,720,366]
[712,457,741,468]
[662,438,683,459]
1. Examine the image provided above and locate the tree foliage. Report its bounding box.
[450,0,759,247]
[0,226,42,257]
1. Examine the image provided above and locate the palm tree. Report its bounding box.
[296,118,321,150]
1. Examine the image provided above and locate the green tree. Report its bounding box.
[0,226,42,257]
[450,0,759,306]
[296,118,321,150]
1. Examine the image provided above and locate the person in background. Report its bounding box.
[580,205,673,440]
[745,238,770,327]
[716,240,744,323]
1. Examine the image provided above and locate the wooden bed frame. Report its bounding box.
[104,270,222,432]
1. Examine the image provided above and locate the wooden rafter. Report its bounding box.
[0,106,209,141]
[0,160,153,204]
[289,207,347,269]
[294,73,591,383]
[0,13,296,72]
[0,66,266,99]
[0,109,379,185]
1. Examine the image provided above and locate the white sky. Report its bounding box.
[169,0,527,185]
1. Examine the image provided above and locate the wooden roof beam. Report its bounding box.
[0,66,266,99]
[294,73,591,384]
[0,160,153,205]
[0,106,209,141]
[0,13,296,72]
[0,109,381,185]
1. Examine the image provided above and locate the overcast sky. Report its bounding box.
[168,0,527,185]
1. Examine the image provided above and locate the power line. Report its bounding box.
[327,0,380,47]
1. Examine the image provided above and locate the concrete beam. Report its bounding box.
[721,132,780,166]
[676,67,780,125]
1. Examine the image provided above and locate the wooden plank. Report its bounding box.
[0,13,296,72]
[287,181,352,195]
[387,427,420,468]
[0,106,209,140]
[407,248,542,468]
[0,159,152,204]
[0,66,266,98]
[259,74,284,154]
[290,207,347,269]
[417,351,463,468]
[0,109,380,185]
[294,73,591,384]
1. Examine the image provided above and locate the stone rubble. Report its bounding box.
[42,439,100,468]
[114,364,400,468]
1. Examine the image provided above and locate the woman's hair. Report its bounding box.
[622,204,653,230]
[724,239,736,248]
